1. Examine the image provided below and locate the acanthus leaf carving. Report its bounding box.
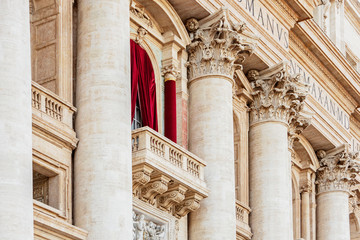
[186,9,258,81]
[315,146,360,194]
[248,62,310,132]
[161,65,180,81]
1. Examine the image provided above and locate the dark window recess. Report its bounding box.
[33,171,49,205]
[132,97,143,130]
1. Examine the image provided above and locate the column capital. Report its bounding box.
[316,146,360,194]
[248,62,310,128]
[185,8,258,82]
[162,64,180,81]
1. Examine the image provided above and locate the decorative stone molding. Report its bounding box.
[174,193,202,218]
[315,146,360,194]
[133,211,166,240]
[161,65,180,81]
[133,165,154,197]
[132,127,208,218]
[158,185,187,212]
[300,180,313,194]
[130,1,153,27]
[349,189,360,214]
[185,9,258,81]
[141,175,171,205]
[135,27,147,46]
[247,62,310,128]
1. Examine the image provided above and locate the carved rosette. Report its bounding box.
[248,62,310,132]
[185,9,258,81]
[316,149,360,194]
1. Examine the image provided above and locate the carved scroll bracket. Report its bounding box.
[141,175,171,205]
[174,193,203,218]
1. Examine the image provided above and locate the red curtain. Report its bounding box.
[130,40,158,131]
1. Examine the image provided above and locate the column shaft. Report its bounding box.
[301,191,311,240]
[0,1,33,239]
[74,0,132,239]
[188,76,236,240]
[317,191,350,240]
[249,122,292,239]
[164,78,177,142]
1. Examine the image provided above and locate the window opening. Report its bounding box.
[132,96,143,130]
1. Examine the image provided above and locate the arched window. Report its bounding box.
[130,40,158,131]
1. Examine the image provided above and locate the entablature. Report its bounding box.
[293,19,360,106]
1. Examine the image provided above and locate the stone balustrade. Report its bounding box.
[236,200,252,240]
[32,81,76,128]
[132,127,208,218]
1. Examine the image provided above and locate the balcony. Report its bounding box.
[32,81,77,148]
[132,127,208,218]
[236,200,252,240]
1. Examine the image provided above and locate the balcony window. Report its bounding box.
[132,97,143,130]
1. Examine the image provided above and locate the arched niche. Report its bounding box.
[130,33,162,132]
[293,135,320,170]
[133,0,190,45]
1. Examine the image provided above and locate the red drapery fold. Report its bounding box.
[130,40,158,131]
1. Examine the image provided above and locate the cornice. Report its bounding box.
[289,32,355,115]
[292,20,360,108]
[259,0,298,28]
[345,0,360,36]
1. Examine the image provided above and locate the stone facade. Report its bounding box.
[2,0,360,240]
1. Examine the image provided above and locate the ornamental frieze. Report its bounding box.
[315,147,360,194]
[185,9,258,81]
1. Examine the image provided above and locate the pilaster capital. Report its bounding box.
[315,146,360,194]
[185,9,258,82]
[248,62,310,128]
[162,65,180,81]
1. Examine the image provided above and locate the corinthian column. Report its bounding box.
[248,63,309,239]
[0,1,33,239]
[186,9,257,240]
[316,146,359,240]
[74,0,132,239]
